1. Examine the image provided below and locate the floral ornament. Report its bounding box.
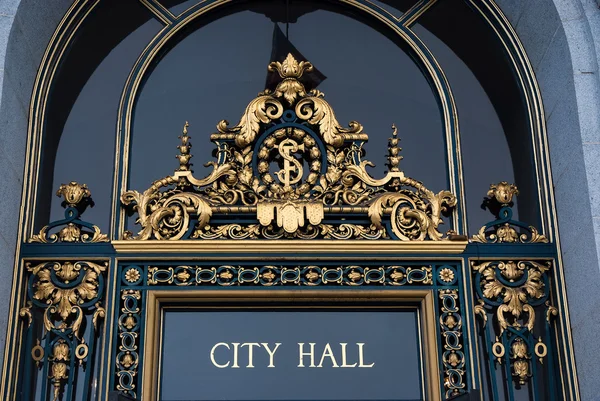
[439,268,455,283]
[28,261,107,336]
[124,268,141,283]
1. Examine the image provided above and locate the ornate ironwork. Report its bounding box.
[146,265,433,287]
[116,289,142,398]
[471,182,547,244]
[29,182,108,243]
[121,54,457,241]
[115,262,468,399]
[19,261,107,401]
[472,260,557,393]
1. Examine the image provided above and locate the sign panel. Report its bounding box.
[159,309,424,401]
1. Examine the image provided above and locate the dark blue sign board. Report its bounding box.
[159,310,424,401]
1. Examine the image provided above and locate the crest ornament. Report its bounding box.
[122,53,457,241]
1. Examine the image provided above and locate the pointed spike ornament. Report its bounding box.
[176,121,192,172]
[387,123,403,172]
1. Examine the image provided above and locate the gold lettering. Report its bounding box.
[357,343,374,368]
[240,343,260,368]
[231,342,240,368]
[340,343,357,368]
[210,343,230,368]
[298,343,316,367]
[262,342,281,368]
[317,343,339,368]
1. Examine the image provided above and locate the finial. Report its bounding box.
[387,124,403,172]
[487,181,519,206]
[268,53,313,80]
[176,122,192,172]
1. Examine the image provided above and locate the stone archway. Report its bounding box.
[0,0,599,399]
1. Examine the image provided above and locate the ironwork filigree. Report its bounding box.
[471,182,547,244]
[147,265,433,287]
[20,261,107,401]
[116,289,142,398]
[472,260,556,387]
[116,262,466,398]
[439,289,466,397]
[121,53,457,240]
[30,182,108,243]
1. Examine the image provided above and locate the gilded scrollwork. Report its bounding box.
[121,53,457,241]
[471,182,547,244]
[20,261,107,401]
[472,260,556,387]
[29,182,108,243]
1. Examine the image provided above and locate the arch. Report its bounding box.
[0,0,598,400]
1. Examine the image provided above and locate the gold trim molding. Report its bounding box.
[112,239,468,254]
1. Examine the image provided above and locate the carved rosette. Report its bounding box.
[19,261,107,401]
[472,260,556,386]
[121,53,458,241]
[30,182,108,243]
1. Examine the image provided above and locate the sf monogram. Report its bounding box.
[209,342,375,369]
[275,138,305,190]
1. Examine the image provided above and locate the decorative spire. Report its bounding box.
[387,124,403,172]
[176,122,192,172]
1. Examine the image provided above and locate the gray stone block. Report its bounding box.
[553,0,585,21]
[573,73,600,144]
[14,0,69,64]
[535,27,573,119]
[0,14,14,62]
[0,72,28,176]
[0,148,22,246]
[0,0,20,16]
[515,0,562,68]
[563,17,599,73]
[494,0,525,25]
[582,144,600,216]
[547,97,582,182]
[553,147,595,254]
[3,16,36,109]
[0,234,16,371]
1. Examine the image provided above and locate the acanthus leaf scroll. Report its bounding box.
[121,53,457,241]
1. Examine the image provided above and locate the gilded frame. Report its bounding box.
[141,289,442,401]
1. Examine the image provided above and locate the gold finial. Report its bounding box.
[268,53,313,80]
[176,122,192,172]
[387,124,403,172]
[487,181,519,205]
